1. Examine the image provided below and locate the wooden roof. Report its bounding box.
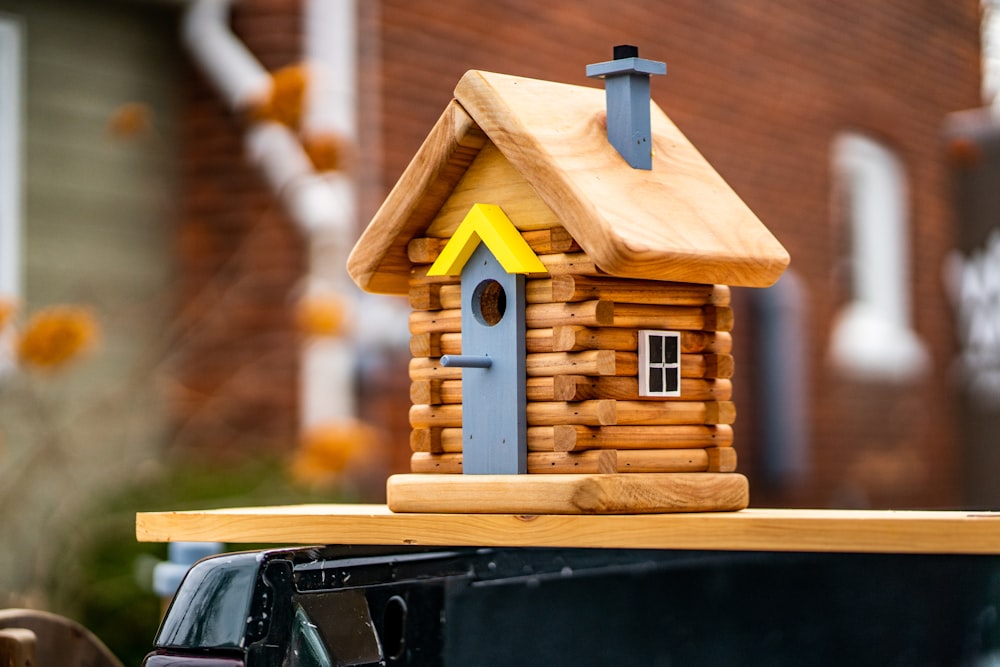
[348,70,789,295]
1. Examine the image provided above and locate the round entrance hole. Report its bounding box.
[472,279,506,326]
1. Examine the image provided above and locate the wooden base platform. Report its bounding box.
[135,505,1000,555]
[386,472,749,514]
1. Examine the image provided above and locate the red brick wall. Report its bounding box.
[171,0,305,457]
[173,1,981,505]
[369,0,981,508]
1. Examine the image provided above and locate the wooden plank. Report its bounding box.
[453,70,789,287]
[537,252,599,275]
[389,473,746,513]
[411,278,614,311]
[409,283,443,310]
[410,251,598,279]
[410,332,442,357]
[412,329,733,358]
[407,237,448,264]
[424,142,563,238]
[411,426,568,453]
[410,427,443,453]
[411,329,567,357]
[613,304,734,332]
[552,424,734,452]
[411,425,734,453]
[410,450,617,474]
[615,448,737,473]
[707,447,738,472]
[547,275,731,306]
[135,504,1000,554]
[527,301,615,328]
[415,377,598,404]
[409,353,732,381]
[407,227,579,264]
[552,327,732,354]
[604,401,736,426]
[526,350,632,377]
[418,376,730,403]
[406,303,731,333]
[552,325,636,352]
[616,449,707,473]
[346,101,488,295]
[409,301,614,333]
[549,376,732,402]
[409,309,463,335]
[412,401,620,427]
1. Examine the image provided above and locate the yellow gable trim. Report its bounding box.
[426,203,547,276]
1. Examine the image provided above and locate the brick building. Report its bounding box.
[175,0,981,507]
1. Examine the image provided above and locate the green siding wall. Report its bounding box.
[0,0,180,607]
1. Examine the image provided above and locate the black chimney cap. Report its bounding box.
[613,45,639,60]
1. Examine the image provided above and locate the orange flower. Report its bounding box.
[252,63,309,129]
[0,298,17,330]
[16,305,98,370]
[301,131,351,172]
[107,102,153,140]
[295,293,346,337]
[290,420,378,484]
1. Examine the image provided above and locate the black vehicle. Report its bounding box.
[144,544,1000,666]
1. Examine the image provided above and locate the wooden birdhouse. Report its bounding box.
[348,48,789,514]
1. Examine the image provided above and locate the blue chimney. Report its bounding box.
[586,45,666,170]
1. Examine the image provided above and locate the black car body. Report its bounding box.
[144,544,1000,666]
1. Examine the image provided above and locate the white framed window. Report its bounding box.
[0,14,22,302]
[829,132,929,382]
[638,330,681,397]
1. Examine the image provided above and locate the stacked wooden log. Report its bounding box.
[406,224,738,479]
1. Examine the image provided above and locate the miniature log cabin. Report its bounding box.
[347,48,789,514]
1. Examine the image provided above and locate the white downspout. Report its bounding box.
[181,0,357,430]
[300,0,359,426]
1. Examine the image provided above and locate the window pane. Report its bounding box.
[649,335,663,363]
[649,367,663,393]
[665,368,679,393]
[664,335,678,364]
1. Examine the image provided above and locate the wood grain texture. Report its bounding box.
[424,142,563,238]
[411,449,737,474]
[552,424,733,452]
[347,101,487,294]
[410,328,733,357]
[409,354,733,381]
[387,473,748,513]
[415,376,732,404]
[453,70,789,287]
[411,424,734,453]
[552,327,732,354]
[548,276,730,306]
[135,505,1000,554]
[408,227,578,264]
[350,71,789,295]
[410,400,734,428]
[410,450,618,474]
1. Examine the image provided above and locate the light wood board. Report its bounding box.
[388,472,746,511]
[136,504,1000,555]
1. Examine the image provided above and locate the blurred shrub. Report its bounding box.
[45,456,338,667]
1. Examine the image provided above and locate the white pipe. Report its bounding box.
[181,0,271,110]
[182,0,350,238]
[182,0,366,436]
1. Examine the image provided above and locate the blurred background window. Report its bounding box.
[829,132,929,382]
[0,14,21,302]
